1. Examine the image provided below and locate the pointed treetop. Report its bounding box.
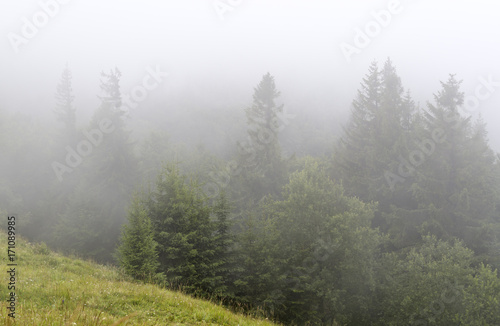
[99,67,122,109]
[252,72,281,107]
[434,74,464,112]
[54,64,76,131]
[381,57,402,92]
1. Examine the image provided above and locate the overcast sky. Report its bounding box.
[1,0,500,149]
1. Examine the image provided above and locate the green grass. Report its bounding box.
[0,231,278,325]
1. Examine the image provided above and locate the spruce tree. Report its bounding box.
[146,164,222,296]
[86,67,137,202]
[334,59,416,205]
[231,73,288,215]
[117,194,159,280]
[244,72,283,168]
[54,64,77,143]
[333,61,380,201]
[402,75,500,254]
[52,68,138,262]
[231,209,278,310]
[209,191,233,297]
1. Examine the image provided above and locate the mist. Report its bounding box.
[2,1,500,324]
[2,0,500,148]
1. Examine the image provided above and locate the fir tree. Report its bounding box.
[209,191,233,297]
[98,67,122,110]
[52,68,137,262]
[398,75,500,254]
[117,194,159,280]
[86,67,138,196]
[243,72,284,170]
[146,164,224,296]
[232,73,288,211]
[54,64,77,142]
[334,59,416,204]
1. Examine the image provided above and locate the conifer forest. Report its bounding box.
[2,1,500,325]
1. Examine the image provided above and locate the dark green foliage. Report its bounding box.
[231,210,279,311]
[457,263,500,325]
[210,191,234,296]
[379,235,473,325]
[224,73,293,312]
[144,164,231,297]
[377,235,500,326]
[116,194,159,280]
[261,158,382,324]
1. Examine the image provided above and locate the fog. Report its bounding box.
[1,0,499,148]
[3,1,500,323]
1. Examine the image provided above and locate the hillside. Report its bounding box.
[0,231,278,325]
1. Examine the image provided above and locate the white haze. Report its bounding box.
[1,0,499,149]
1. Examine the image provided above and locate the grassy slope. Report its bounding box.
[0,231,277,325]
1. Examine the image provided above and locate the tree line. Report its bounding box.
[1,59,500,325]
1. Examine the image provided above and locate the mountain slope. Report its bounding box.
[0,231,277,325]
